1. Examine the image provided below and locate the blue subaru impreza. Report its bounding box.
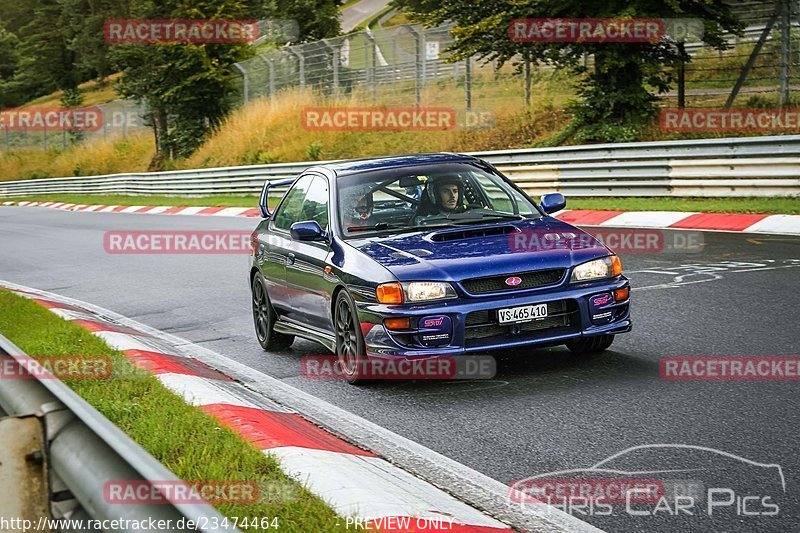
[250,153,631,383]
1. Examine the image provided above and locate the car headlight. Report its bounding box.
[571,255,622,282]
[375,281,457,303]
[404,281,457,302]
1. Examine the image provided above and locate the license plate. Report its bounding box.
[498,303,548,324]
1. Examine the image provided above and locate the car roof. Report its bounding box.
[320,153,480,177]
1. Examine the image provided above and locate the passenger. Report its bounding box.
[344,191,374,230]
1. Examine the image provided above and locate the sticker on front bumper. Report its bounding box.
[419,315,452,347]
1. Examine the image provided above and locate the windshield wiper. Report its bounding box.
[473,212,526,220]
[346,222,402,232]
[449,213,527,225]
[347,222,456,236]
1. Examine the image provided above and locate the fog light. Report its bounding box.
[614,287,629,301]
[384,317,410,330]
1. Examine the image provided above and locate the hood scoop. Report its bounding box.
[428,225,518,242]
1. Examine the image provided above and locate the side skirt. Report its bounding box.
[273,318,337,352]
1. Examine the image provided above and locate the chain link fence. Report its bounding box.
[4,2,800,151]
[232,2,800,113]
[0,99,150,151]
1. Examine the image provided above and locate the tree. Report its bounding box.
[111,0,342,165]
[393,0,742,142]
[266,0,342,42]
[0,24,19,106]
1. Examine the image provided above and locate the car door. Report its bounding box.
[261,174,314,316]
[284,175,336,334]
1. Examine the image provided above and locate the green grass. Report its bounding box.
[0,290,356,531]
[567,196,800,215]
[2,194,269,208]
[4,194,798,214]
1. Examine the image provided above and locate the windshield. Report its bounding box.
[337,162,540,238]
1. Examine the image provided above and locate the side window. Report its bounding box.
[300,176,329,229]
[273,175,313,231]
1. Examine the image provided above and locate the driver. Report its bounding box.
[421,175,466,218]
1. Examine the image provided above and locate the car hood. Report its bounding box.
[350,216,611,282]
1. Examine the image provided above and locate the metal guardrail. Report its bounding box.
[0,333,235,532]
[0,135,799,199]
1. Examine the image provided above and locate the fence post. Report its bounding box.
[524,56,531,106]
[323,40,340,99]
[779,0,791,106]
[403,26,421,107]
[678,42,686,108]
[365,31,378,104]
[289,47,305,90]
[121,102,127,139]
[260,54,276,97]
[421,29,427,87]
[233,63,249,105]
[465,56,472,111]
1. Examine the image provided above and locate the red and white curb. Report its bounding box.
[0,281,601,533]
[555,209,800,235]
[3,200,799,235]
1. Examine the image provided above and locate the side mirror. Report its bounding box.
[290,220,327,242]
[540,193,566,214]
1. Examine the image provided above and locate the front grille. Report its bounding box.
[464,300,574,341]
[461,268,565,295]
[466,316,570,340]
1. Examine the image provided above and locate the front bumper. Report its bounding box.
[358,277,631,357]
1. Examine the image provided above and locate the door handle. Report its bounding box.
[286,253,296,265]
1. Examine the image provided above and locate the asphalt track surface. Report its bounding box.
[1,206,798,532]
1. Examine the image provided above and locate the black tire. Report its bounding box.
[566,334,614,355]
[252,272,294,351]
[333,290,369,385]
